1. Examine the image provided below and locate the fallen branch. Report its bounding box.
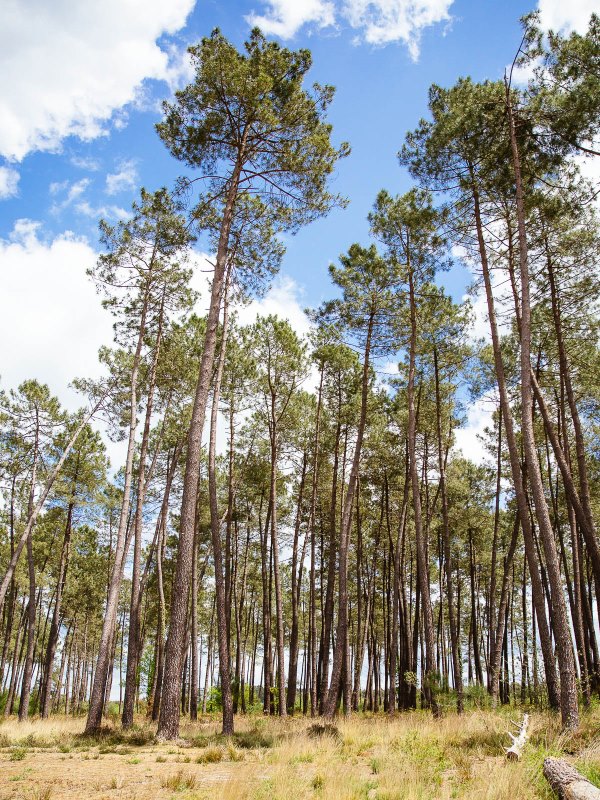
[505,713,529,761]
[543,757,600,800]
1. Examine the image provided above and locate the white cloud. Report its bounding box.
[0,0,195,161]
[246,0,336,38]
[162,42,196,91]
[343,0,452,56]
[509,59,538,88]
[50,178,91,214]
[453,397,494,465]
[49,180,69,196]
[70,155,101,171]
[236,275,312,338]
[75,200,130,222]
[0,165,20,199]
[0,220,112,409]
[246,0,452,56]
[0,220,132,469]
[538,0,596,33]
[105,159,138,195]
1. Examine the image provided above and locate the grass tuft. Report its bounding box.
[196,745,224,763]
[161,769,198,791]
[307,723,341,741]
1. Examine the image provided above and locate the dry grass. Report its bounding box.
[0,707,598,799]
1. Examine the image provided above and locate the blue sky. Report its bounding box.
[0,0,595,462]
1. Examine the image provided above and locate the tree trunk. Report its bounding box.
[157,155,243,740]
[207,280,234,735]
[407,266,439,716]
[40,499,74,717]
[506,89,578,729]
[470,172,560,710]
[287,451,307,714]
[323,312,374,719]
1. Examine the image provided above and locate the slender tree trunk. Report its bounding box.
[207,280,234,735]
[434,348,462,712]
[506,90,578,728]
[389,455,410,714]
[319,414,341,712]
[470,172,559,710]
[41,499,74,717]
[309,364,323,716]
[86,294,150,733]
[269,406,287,717]
[122,295,165,727]
[490,516,520,704]
[287,452,307,714]
[18,422,39,722]
[407,266,439,717]
[323,313,374,719]
[157,152,244,740]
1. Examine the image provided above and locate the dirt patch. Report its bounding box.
[0,747,239,799]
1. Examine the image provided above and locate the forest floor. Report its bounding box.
[0,707,599,800]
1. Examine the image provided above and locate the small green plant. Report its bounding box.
[9,746,27,761]
[312,773,325,791]
[161,770,197,791]
[227,742,244,761]
[196,745,223,763]
[290,751,314,764]
[9,768,32,781]
[29,787,53,800]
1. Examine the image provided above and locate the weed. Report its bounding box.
[9,768,32,781]
[28,788,53,800]
[234,728,275,749]
[290,751,314,764]
[10,745,27,761]
[196,745,224,763]
[227,742,244,761]
[312,773,325,790]
[161,769,198,791]
[307,723,341,742]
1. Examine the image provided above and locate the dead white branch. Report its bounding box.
[505,713,529,761]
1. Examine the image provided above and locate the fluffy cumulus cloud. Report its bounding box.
[0,220,113,410]
[344,0,452,56]
[537,0,597,33]
[237,275,312,338]
[0,0,195,161]
[246,0,336,38]
[246,0,453,56]
[0,165,20,199]
[453,397,494,466]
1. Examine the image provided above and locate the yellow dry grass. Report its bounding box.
[0,707,598,799]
